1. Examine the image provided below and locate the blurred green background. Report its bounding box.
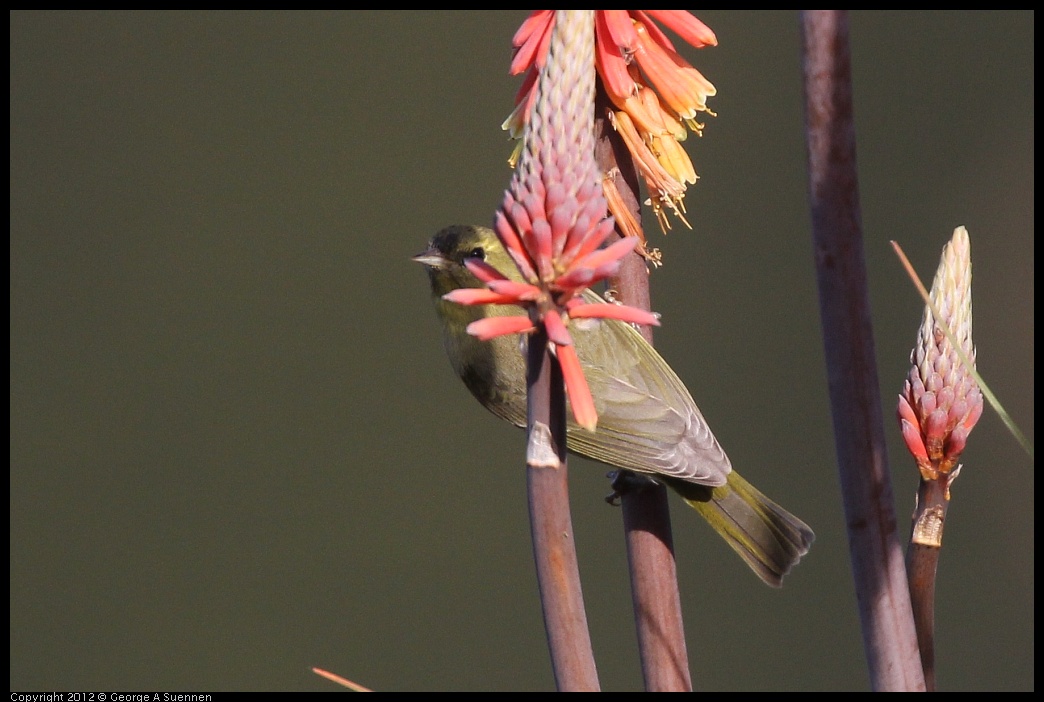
[10,11,1032,691]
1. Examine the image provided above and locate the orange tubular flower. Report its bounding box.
[508,10,717,242]
[449,11,660,431]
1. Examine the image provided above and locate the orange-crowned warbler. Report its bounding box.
[415,224,813,586]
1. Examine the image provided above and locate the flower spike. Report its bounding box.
[448,11,660,430]
[898,226,982,486]
[507,10,717,241]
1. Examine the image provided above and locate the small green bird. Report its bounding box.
[415,224,813,586]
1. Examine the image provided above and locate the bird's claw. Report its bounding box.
[605,470,659,506]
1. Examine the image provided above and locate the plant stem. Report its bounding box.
[526,326,600,691]
[595,87,692,692]
[799,9,925,691]
[907,475,950,691]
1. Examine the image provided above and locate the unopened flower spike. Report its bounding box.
[897,226,983,497]
[444,11,659,431]
[507,10,718,248]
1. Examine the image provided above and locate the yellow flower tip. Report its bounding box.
[615,91,668,140]
[507,140,523,169]
[610,109,687,217]
[501,99,527,141]
[650,133,697,185]
[637,85,687,141]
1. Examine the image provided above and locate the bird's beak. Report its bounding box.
[411,248,449,269]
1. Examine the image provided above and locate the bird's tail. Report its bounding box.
[664,472,815,587]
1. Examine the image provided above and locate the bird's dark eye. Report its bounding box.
[467,247,485,261]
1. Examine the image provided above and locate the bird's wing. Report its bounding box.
[566,301,732,487]
[469,287,733,487]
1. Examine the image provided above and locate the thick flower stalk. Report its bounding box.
[897,226,983,499]
[505,10,717,252]
[444,10,659,432]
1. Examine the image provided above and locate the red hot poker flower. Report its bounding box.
[897,226,983,488]
[505,10,717,249]
[444,10,659,431]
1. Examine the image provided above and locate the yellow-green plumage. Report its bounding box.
[415,224,813,586]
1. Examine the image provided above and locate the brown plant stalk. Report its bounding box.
[525,325,599,690]
[596,86,692,692]
[799,9,925,691]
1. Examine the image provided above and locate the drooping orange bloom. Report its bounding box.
[506,10,717,248]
